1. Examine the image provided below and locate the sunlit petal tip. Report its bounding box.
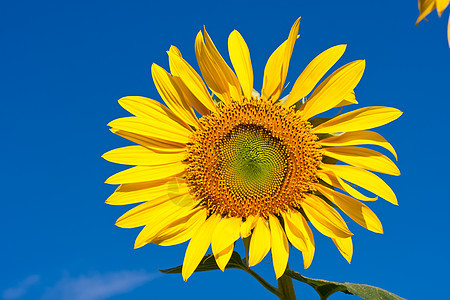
[332,44,347,55]
[214,244,234,272]
[195,30,203,43]
[134,229,150,249]
[168,45,182,57]
[356,59,366,73]
[333,237,353,263]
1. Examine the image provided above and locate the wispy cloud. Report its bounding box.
[41,270,159,300]
[2,275,40,300]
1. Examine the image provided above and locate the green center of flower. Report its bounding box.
[220,124,288,198]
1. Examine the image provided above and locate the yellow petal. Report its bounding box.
[113,178,175,192]
[118,96,191,131]
[214,244,234,271]
[200,29,242,103]
[153,209,207,246]
[436,0,450,16]
[212,217,242,255]
[315,184,383,233]
[249,217,271,267]
[171,76,211,116]
[228,30,253,99]
[312,106,403,134]
[167,47,211,116]
[297,213,315,268]
[335,90,358,107]
[111,129,186,152]
[167,51,217,113]
[416,0,436,24]
[116,192,196,229]
[195,32,232,104]
[106,178,189,206]
[282,211,307,252]
[108,117,191,144]
[282,211,315,268]
[262,17,300,100]
[322,146,400,175]
[343,90,357,102]
[448,14,450,47]
[320,164,398,205]
[151,64,199,127]
[317,169,377,202]
[105,163,185,185]
[302,194,353,238]
[134,206,201,249]
[240,215,257,238]
[262,40,287,99]
[276,17,301,101]
[169,45,182,57]
[269,215,289,279]
[332,237,353,263]
[319,130,397,160]
[300,60,366,120]
[182,214,221,281]
[285,45,347,107]
[102,145,185,166]
[203,29,242,101]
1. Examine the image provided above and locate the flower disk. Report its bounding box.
[186,99,322,218]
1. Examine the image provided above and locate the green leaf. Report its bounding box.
[285,269,406,300]
[159,251,246,274]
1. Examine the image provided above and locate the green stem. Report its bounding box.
[277,272,297,300]
[238,265,282,298]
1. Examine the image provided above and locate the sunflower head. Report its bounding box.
[103,17,402,281]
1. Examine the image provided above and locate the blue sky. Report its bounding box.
[1,1,449,299]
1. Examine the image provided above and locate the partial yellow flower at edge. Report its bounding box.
[416,0,450,47]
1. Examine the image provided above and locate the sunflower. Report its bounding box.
[416,0,450,47]
[103,17,402,281]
